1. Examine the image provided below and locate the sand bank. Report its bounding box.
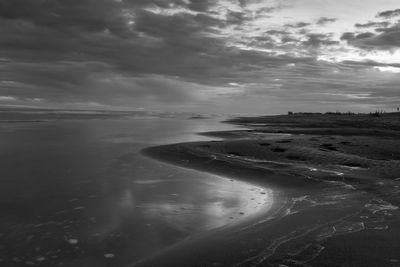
[139,113,400,266]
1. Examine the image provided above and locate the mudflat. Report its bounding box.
[141,113,400,266]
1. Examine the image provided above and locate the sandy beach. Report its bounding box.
[141,113,400,266]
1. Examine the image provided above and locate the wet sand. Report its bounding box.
[0,114,271,266]
[140,113,400,266]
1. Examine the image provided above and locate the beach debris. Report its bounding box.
[104,253,115,259]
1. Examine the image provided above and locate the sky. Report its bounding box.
[1,0,400,114]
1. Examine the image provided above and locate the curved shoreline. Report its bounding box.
[137,113,400,267]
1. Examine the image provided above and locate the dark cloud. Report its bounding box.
[341,32,376,41]
[284,22,311,28]
[0,0,135,38]
[375,23,400,33]
[126,0,215,12]
[355,21,390,28]
[316,17,337,26]
[133,10,222,39]
[376,8,400,19]
[336,8,400,51]
[256,7,277,15]
[226,11,249,25]
[186,0,215,12]
[302,34,339,48]
[265,30,289,35]
[0,0,313,109]
[281,35,298,44]
[254,36,274,42]
[364,30,400,48]
[341,27,400,50]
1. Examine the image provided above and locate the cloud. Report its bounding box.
[376,8,400,19]
[0,0,137,38]
[364,30,400,48]
[341,28,400,50]
[316,17,337,26]
[265,30,289,35]
[302,34,339,48]
[374,23,400,33]
[226,11,249,25]
[355,21,390,28]
[186,0,216,12]
[284,22,311,28]
[341,32,375,41]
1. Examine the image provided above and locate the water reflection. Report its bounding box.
[0,116,273,266]
[136,174,273,232]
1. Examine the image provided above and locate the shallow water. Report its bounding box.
[0,116,273,266]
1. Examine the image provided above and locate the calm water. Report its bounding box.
[0,116,273,266]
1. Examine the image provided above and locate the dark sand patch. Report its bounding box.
[259,142,271,146]
[320,143,338,151]
[286,155,307,161]
[276,139,293,143]
[271,147,286,153]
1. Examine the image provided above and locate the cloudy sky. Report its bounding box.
[1,0,400,114]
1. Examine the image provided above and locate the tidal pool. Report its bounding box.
[0,115,273,266]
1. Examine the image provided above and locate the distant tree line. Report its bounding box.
[287,109,400,117]
[287,111,356,115]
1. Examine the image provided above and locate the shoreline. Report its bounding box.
[139,113,400,266]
